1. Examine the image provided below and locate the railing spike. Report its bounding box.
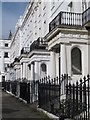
[51,79,53,84]
[80,78,82,83]
[83,76,86,80]
[76,81,78,86]
[87,74,89,78]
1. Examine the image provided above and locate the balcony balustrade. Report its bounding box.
[49,11,82,32]
[21,47,30,54]
[30,37,47,52]
[82,7,90,26]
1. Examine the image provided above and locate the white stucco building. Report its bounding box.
[9,1,51,82]
[9,0,90,84]
[0,38,11,82]
[44,0,90,82]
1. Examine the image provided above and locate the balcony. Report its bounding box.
[49,11,82,32]
[21,47,30,54]
[30,37,47,52]
[82,7,90,28]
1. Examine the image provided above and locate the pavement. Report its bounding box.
[2,91,51,120]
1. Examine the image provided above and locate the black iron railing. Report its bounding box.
[82,7,90,26]
[30,37,47,52]
[66,75,90,119]
[2,74,90,119]
[49,11,82,32]
[20,82,30,103]
[38,74,70,118]
[2,80,38,104]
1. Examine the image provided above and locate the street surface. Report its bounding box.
[2,91,51,120]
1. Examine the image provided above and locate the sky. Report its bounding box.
[1,2,28,39]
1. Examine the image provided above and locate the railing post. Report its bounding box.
[49,79,51,112]
[76,81,79,118]
[72,83,75,118]
[38,80,41,108]
[67,83,71,118]
[83,76,87,119]
[66,84,68,118]
[87,74,90,120]
[80,79,82,117]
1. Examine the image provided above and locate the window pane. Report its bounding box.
[71,48,82,75]
[5,43,8,47]
[4,52,8,58]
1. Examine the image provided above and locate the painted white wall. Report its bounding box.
[0,39,11,82]
[9,0,90,82]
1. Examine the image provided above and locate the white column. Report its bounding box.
[21,64,23,80]
[18,67,21,79]
[50,51,56,78]
[67,46,71,76]
[31,63,34,81]
[88,45,90,74]
[46,62,49,76]
[61,44,67,75]
[27,64,31,80]
[34,61,39,101]
[35,61,39,81]
[7,68,10,81]
[88,31,90,74]
[16,68,20,80]
[23,62,26,79]
[26,63,28,80]
[56,53,59,77]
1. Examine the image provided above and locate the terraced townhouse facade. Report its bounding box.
[7,0,90,84]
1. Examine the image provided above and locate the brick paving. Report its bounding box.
[2,91,51,120]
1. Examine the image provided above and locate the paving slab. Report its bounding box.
[2,91,51,120]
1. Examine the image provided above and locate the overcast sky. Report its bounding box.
[2,2,28,39]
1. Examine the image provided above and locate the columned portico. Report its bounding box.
[61,44,67,75]
[50,51,56,78]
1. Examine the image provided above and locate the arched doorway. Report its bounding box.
[40,63,47,78]
[71,47,82,75]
